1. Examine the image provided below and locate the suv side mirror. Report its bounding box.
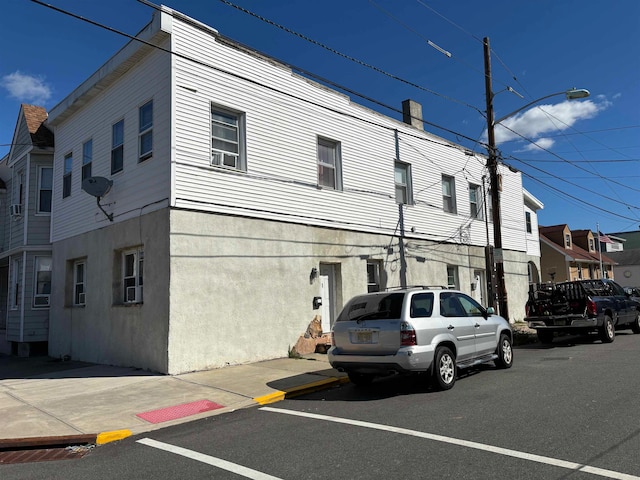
[486,307,495,316]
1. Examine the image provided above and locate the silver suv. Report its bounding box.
[328,287,513,390]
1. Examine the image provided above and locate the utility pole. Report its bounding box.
[483,37,509,320]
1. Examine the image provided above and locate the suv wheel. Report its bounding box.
[600,315,615,343]
[348,372,375,386]
[433,346,456,390]
[495,333,513,369]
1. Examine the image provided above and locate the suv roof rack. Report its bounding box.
[384,285,451,291]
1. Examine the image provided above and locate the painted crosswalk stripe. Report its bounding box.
[137,438,282,480]
[260,407,639,480]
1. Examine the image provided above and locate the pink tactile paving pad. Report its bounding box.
[136,399,224,424]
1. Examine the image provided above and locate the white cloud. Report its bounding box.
[516,137,555,152]
[493,99,603,145]
[1,71,52,105]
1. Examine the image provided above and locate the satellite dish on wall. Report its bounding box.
[82,176,113,198]
[81,176,114,222]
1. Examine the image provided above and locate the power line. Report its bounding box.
[217,0,484,115]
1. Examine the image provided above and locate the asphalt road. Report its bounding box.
[5,332,640,480]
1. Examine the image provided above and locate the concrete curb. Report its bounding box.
[253,376,348,405]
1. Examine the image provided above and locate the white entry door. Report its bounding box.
[319,275,331,333]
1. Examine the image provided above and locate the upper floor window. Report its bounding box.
[211,106,245,170]
[395,162,412,204]
[82,139,93,181]
[63,153,73,198]
[123,247,144,304]
[589,238,595,251]
[525,211,532,233]
[13,170,24,206]
[442,175,457,214]
[38,166,53,213]
[139,100,153,162]
[317,137,342,190]
[111,119,124,174]
[469,183,482,219]
[565,234,572,248]
[33,256,52,308]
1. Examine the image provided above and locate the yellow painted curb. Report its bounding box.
[254,391,286,405]
[96,429,132,445]
[253,377,345,405]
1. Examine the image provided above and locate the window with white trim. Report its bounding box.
[395,162,412,204]
[123,248,144,304]
[469,183,482,219]
[10,258,21,310]
[74,261,86,306]
[442,175,457,214]
[525,211,532,233]
[366,260,383,293]
[63,153,72,198]
[565,234,572,248]
[33,257,52,308]
[446,265,459,289]
[139,100,153,162]
[82,139,93,181]
[38,166,53,213]
[111,119,124,174]
[211,106,245,170]
[317,137,342,190]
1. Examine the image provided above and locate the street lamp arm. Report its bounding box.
[493,88,590,126]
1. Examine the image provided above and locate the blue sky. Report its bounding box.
[2,0,639,234]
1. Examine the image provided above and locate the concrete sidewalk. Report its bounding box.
[0,353,348,447]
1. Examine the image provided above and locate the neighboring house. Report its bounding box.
[538,225,615,283]
[43,6,541,374]
[606,230,640,287]
[522,189,543,285]
[0,105,54,356]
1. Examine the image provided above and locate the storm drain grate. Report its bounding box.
[0,445,93,464]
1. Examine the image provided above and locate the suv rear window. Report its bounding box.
[337,292,405,322]
[410,292,434,317]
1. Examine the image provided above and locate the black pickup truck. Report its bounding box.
[525,279,640,344]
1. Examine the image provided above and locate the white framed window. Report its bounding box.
[13,170,24,206]
[442,175,457,214]
[82,139,93,181]
[565,234,572,248]
[395,162,412,204]
[111,119,124,174]
[33,256,52,308]
[123,248,144,304]
[10,258,21,310]
[211,106,245,170]
[589,238,595,251]
[63,153,72,198]
[139,100,153,162]
[74,261,86,306]
[446,265,459,289]
[469,183,482,219]
[38,166,53,213]
[366,260,383,293]
[525,211,532,233]
[317,137,342,190]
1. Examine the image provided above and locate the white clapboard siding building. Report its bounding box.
[46,6,542,374]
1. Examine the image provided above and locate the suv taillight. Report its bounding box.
[400,322,417,346]
[586,297,597,317]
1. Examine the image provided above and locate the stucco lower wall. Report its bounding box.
[166,210,533,374]
[49,209,170,372]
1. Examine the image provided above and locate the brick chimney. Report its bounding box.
[402,99,423,130]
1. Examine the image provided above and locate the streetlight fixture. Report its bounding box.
[483,36,589,320]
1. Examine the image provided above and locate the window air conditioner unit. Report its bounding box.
[211,151,222,166]
[126,286,143,303]
[11,204,23,217]
[78,293,86,305]
[34,295,50,307]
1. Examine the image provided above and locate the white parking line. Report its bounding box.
[260,407,640,480]
[137,438,283,480]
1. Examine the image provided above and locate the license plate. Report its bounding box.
[351,330,376,344]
